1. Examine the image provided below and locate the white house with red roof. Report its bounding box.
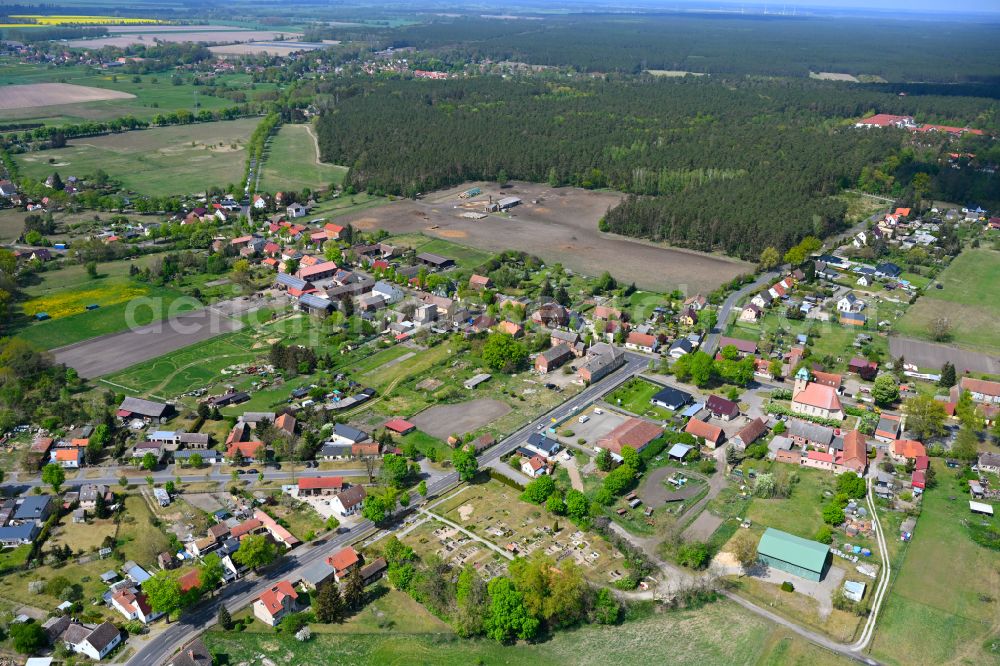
[111,588,162,624]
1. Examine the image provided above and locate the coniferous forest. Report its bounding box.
[316,76,998,259]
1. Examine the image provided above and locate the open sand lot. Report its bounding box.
[67,30,300,48]
[0,83,135,110]
[338,182,750,293]
[410,399,512,439]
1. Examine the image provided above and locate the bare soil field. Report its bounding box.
[338,181,750,292]
[0,83,134,110]
[67,30,300,48]
[54,302,246,379]
[410,399,512,439]
[211,41,334,56]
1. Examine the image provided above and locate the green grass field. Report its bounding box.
[15,118,258,196]
[204,599,847,666]
[893,248,1000,354]
[16,257,198,349]
[0,61,274,126]
[259,123,348,192]
[870,479,1000,665]
[745,462,834,541]
[388,233,494,270]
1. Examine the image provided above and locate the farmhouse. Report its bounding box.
[684,418,724,448]
[625,332,658,353]
[415,252,455,269]
[522,455,548,478]
[757,528,831,582]
[890,439,926,462]
[718,337,757,357]
[596,418,662,458]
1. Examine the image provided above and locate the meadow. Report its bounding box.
[869,480,1000,666]
[15,118,259,196]
[203,598,854,666]
[259,123,348,193]
[606,377,673,421]
[384,232,493,270]
[16,257,197,349]
[893,248,1000,354]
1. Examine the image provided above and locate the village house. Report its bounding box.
[788,419,835,449]
[521,455,548,478]
[706,395,740,421]
[331,485,367,517]
[577,344,625,384]
[61,621,122,661]
[111,588,162,624]
[731,417,768,451]
[848,357,879,381]
[469,274,493,290]
[717,337,757,357]
[950,377,1000,405]
[253,580,299,626]
[625,332,659,353]
[525,433,561,459]
[297,476,345,497]
[890,439,926,463]
[739,303,762,323]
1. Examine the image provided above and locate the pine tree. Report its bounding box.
[342,568,365,611]
[939,362,956,388]
[315,582,346,623]
[217,605,233,630]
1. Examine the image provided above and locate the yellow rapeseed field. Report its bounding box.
[23,285,148,320]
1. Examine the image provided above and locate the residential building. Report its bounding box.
[732,417,768,451]
[522,455,548,478]
[625,332,659,353]
[164,638,212,666]
[525,433,561,459]
[62,621,122,661]
[890,439,926,462]
[111,588,161,624]
[577,344,625,384]
[951,377,1000,405]
[650,386,692,411]
[717,337,757,357]
[706,395,739,421]
[329,546,361,583]
[332,486,367,517]
[253,580,299,626]
[535,344,574,373]
[297,476,345,496]
[787,420,834,449]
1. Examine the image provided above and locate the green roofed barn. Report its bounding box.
[757,527,831,582]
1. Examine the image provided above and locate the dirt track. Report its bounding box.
[338,181,750,293]
[0,83,135,110]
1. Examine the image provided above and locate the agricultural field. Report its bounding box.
[15,118,258,196]
[870,480,1000,666]
[0,62,267,125]
[259,123,348,192]
[203,598,851,666]
[893,248,1000,355]
[0,83,134,110]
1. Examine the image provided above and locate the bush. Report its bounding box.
[676,541,711,569]
[780,581,795,592]
[814,525,833,544]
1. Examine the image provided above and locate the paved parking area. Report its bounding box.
[567,408,627,447]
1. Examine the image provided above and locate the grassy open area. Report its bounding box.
[48,516,117,553]
[893,248,1000,354]
[606,376,673,420]
[870,479,1000,665]
[400,429,452,461]
[204,598,850,666]
[259,123,348,192]
[16,261,198,349]
[0,61,272,126]
[387,233,494,270]
[117,495,172,569]
[15,118,259,196]
[745,463,834,541]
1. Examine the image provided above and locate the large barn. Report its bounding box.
[757,528,831,582]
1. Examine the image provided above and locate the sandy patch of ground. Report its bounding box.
[458,503,474,521]
[410,398,512,439]
[339,181,750,293]
[809,72,860,82]
[0,83,135,110]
